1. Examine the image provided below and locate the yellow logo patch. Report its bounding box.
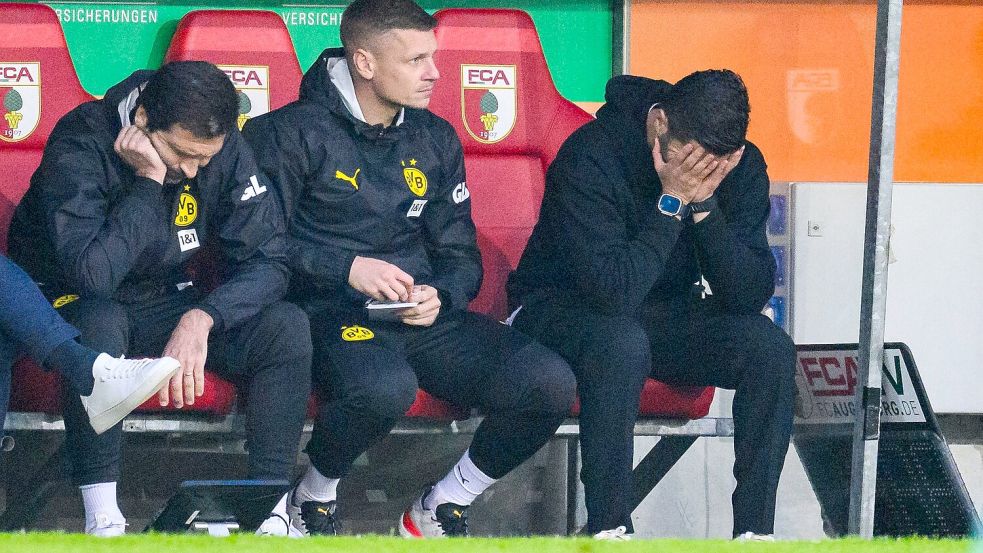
[335,168,360,190]
[175,191,198,227]
[341,325,374,342]
[402,159,427,197]
[52,294,79,309]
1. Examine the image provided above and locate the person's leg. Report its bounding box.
[304,314,417,483]
[0,255,92,393]
[512,304,651,535]
[209,301,312,482]
[258,312,416,537]
[398,311,576,537]
[58,294,183,535]
[55,297,131,533]
[647,305,796,537]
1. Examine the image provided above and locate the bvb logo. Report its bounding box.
[341,325,375,342]
[175,191,198,227]
[401,159,428,197]
[52,294,79,309]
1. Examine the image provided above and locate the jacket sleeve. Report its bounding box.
[691,144,776,314]
[37,134,170,298]
[242,115,356,290]
[198,131,290,332]
[420,131,482,313]
[548,147,686,315]
[543,149,684,315]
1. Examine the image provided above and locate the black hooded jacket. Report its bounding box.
[507,75,776,318]
[8,70,289,332]
[243,48,480,315]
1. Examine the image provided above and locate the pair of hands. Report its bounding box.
[150,257,440,408]
[349,256,441,327]
[653,136,744,220]
[114,125,168,185]
[117,125,206,407]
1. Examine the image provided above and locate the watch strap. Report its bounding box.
[689,195,718,214]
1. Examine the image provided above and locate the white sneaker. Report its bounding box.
[257,510,304,538]
[735,531,776,542]
[594,526,631,540]
[398,486,468,538]
[85,512,127,537]
[256,489,337,537]
[81,354,180,434]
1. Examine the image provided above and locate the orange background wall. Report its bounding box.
[630,1,983,183]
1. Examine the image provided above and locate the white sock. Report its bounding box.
[293,465,340,504]
[80,482,123,525]
[425,450,496,509]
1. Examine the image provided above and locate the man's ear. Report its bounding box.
[351,48,375,80]
[133,105,148,130]
[647,106,668,135]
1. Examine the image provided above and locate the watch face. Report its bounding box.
[658,194,682,215]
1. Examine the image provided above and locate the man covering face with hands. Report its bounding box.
[508,69,796,540]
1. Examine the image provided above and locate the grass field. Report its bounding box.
[0,534,979,553]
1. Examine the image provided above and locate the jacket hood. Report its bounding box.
[103,69,155,130]
[594,75,673,189]
[595,75,672,141]
[299,48,406,139]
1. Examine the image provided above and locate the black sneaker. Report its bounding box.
[299,500,340,536]
[398,486,469,537]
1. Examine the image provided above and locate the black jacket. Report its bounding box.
[507,75,775,318]
[8,70,289,332]
[243,49,480,315]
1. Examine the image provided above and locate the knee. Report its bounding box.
[254,302,313,361]
[511,343,577,416]
[350,371,418,421]
[583,317,652,379]
[747,317,797,386]
[63,298,128,352]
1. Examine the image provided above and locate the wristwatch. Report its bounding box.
[689,195,718,215]
[657,193,689,219]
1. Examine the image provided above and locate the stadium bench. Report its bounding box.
[1,6,729,534]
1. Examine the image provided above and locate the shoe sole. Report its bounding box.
[88,358,181,434]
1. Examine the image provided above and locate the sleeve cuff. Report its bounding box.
[433,286,456,316]
[196,303,225,334]
[692,207,728,240]
[334,251,358,289]
[130,176,165,198]
[636,212,683,249]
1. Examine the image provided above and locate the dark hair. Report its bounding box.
[340,0,437,52]
[138,61,237,139]
[661,69,750,155]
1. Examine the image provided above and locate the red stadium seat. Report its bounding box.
[432,9,594,321]
[1,3,93,415]
[165,10,302,128]
[165,10,466,421]
[431,9,715,420]
[0,3,93,252]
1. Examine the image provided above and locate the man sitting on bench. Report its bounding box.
[507,69,796,540]
[243,0,575,538]
[8,61,313,537]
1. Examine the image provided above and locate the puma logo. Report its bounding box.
[335,168,361,190]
